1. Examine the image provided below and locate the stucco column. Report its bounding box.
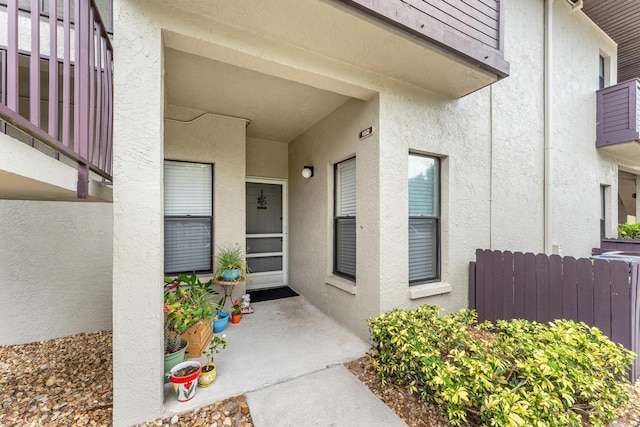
[636,176,640,222]
[112,1,164,425]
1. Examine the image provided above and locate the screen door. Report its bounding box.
[245,179,287,290]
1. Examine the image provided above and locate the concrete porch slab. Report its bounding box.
[163,296,371,417]
[247,364,408,427]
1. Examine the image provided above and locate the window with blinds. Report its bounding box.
[164,160,213,274]
[408,154,440,283]
[334,157,356,280]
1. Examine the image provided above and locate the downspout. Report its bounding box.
[544,0,554,254]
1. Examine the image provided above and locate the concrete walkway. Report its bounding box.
[163,296,407,426]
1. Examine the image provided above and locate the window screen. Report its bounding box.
[164,161,213,274]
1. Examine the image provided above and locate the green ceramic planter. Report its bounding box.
[164,339,187,383]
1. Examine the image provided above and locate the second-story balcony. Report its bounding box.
[0,0,113,200]
[596,79,640,164]
[162,0,510,99]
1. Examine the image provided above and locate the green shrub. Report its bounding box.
[617,222,640,239]
[367,306,635,427]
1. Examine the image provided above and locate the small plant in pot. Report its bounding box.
[215,245,248,282]
[168,360,202,402]
[198,334,227,388]
[231,300,243,324]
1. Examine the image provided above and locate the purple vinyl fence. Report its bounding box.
[469,249,640,380]
[0,0,113,198]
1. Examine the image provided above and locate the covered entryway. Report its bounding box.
[246,178,287,290]
[618,170,639,224]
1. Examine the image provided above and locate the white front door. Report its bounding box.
[245,178,287,290]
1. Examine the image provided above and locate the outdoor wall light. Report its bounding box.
[301,166,314,179]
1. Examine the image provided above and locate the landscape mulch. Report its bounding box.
[2,331,640,426]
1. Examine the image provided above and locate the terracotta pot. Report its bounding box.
[169,360,202,402]
[231,313,241,324]
[198,364,217,388]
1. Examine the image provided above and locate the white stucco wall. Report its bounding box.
[550,0,618,255]
[164,105,247,299]
[0,200,112,345]
[247,138,288,180]
[289,97,381,339]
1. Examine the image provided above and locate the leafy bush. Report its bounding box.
[618,222,640,239]
[368,306,635,427]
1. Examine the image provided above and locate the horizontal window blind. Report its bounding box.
[164,161,213,274]
[409,219,437,282]
[408,154,440,283]
[165,218,211,273]
[336,218,356,278]
[337,158,356,216]
[335,157,356,279]
[164,161,212,216]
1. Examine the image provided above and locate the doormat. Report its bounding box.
[248,286,299,303]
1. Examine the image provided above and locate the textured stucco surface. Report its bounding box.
[246,138,288,180]
[289,97,381,339]
[112,1,165,425]
[0,200,112,345]
[164,104,247,299]
[550,0,618,254]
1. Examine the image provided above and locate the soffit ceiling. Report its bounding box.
[164,48,350,142]
[581,0,640,82]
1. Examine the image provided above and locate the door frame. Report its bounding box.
[245,176,288,290]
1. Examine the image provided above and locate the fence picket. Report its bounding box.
[502,251,514,319]
[476,249,486,321]
[562,256,578,320]
[576,258,594,325]
[549,255,563,320]
[593,259,612,337]
[536,253,550,324]
[493,250,504,320]
[524,253,537,320]
[469,262,476,309]
[513,252,525,318]
[483,249,494,322]
[611,260,630,349]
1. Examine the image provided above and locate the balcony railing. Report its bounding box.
[0,0,113,198]
[596,79,640,162]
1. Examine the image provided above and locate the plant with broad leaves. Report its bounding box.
[368,305,635,427]
[164,274,223,354]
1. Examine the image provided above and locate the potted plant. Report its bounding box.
[168,360,202,402]
[214,245,249,282]
[213,304,230,333]
[198,334,227,388]
[231,299,243,324]
[163,274,221,379]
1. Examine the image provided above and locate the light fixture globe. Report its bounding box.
[301,166,314,179]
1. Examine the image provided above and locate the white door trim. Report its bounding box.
[245,177,288,289]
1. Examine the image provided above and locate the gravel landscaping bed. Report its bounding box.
[0,331,251,427]
[346,355,640,427]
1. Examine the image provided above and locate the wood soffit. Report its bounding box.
[581,0,640,82]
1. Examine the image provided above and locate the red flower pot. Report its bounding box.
[169,361,202,402]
